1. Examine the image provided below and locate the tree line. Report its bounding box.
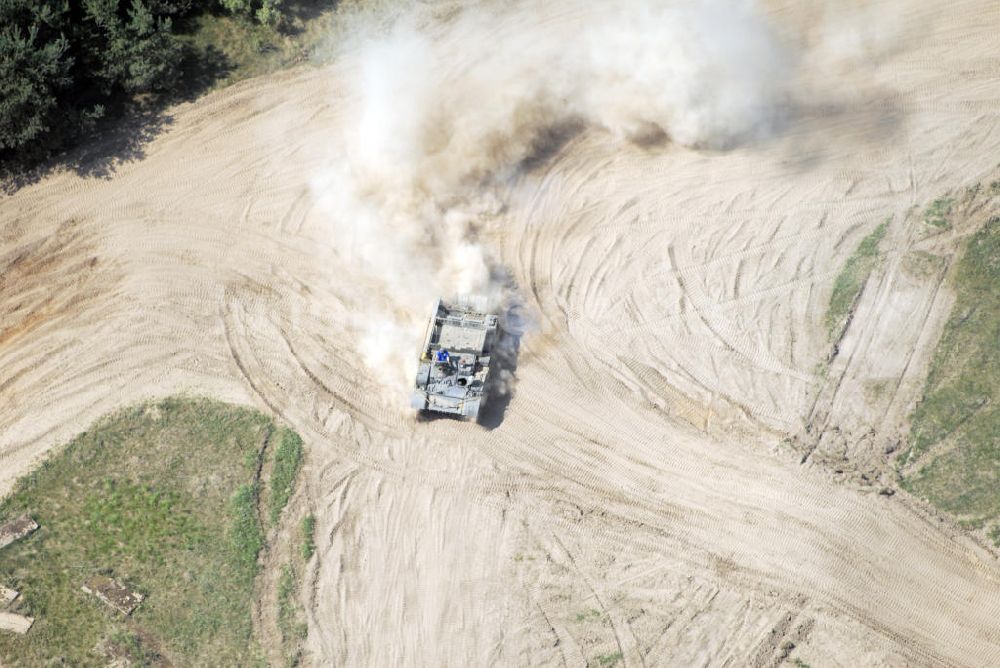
[0,0,284,170]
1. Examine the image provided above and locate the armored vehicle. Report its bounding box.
[411,299,499,418]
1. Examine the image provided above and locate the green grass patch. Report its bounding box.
[269,429,304,525]
[904,215,1000,523]
[0,397,303,666]
[924,196,955,230]
[301,514,316,561]
[825,220,889,340]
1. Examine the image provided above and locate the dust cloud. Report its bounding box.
[312,0,790,397]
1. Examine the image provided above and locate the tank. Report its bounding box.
[411,299,499,419]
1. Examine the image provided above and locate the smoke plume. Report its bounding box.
[312,0,789,399]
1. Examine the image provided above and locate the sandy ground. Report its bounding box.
[3,0,1000,665]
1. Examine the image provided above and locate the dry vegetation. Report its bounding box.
[180,2,339,89]
[178,0,416,90]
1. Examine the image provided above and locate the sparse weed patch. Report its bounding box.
[277,564,307,666]
[924,196,954,230]
[0,397,303,665]
[826,220,889,340]
[902,249,946,279]
[864,379,892,403]
[595,650,623,666]
[575,608,603,622]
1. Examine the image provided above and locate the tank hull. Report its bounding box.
[412,299,499,419]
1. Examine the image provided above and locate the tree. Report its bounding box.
[83,0,182,94]
[144,0,192,16]
[0,0,73,153]
[1,0,288,171]
[255,0,283,28]
[1,0,187,166]
[219,0,253,15]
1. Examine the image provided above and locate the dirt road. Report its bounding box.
[2,0,1000,665]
